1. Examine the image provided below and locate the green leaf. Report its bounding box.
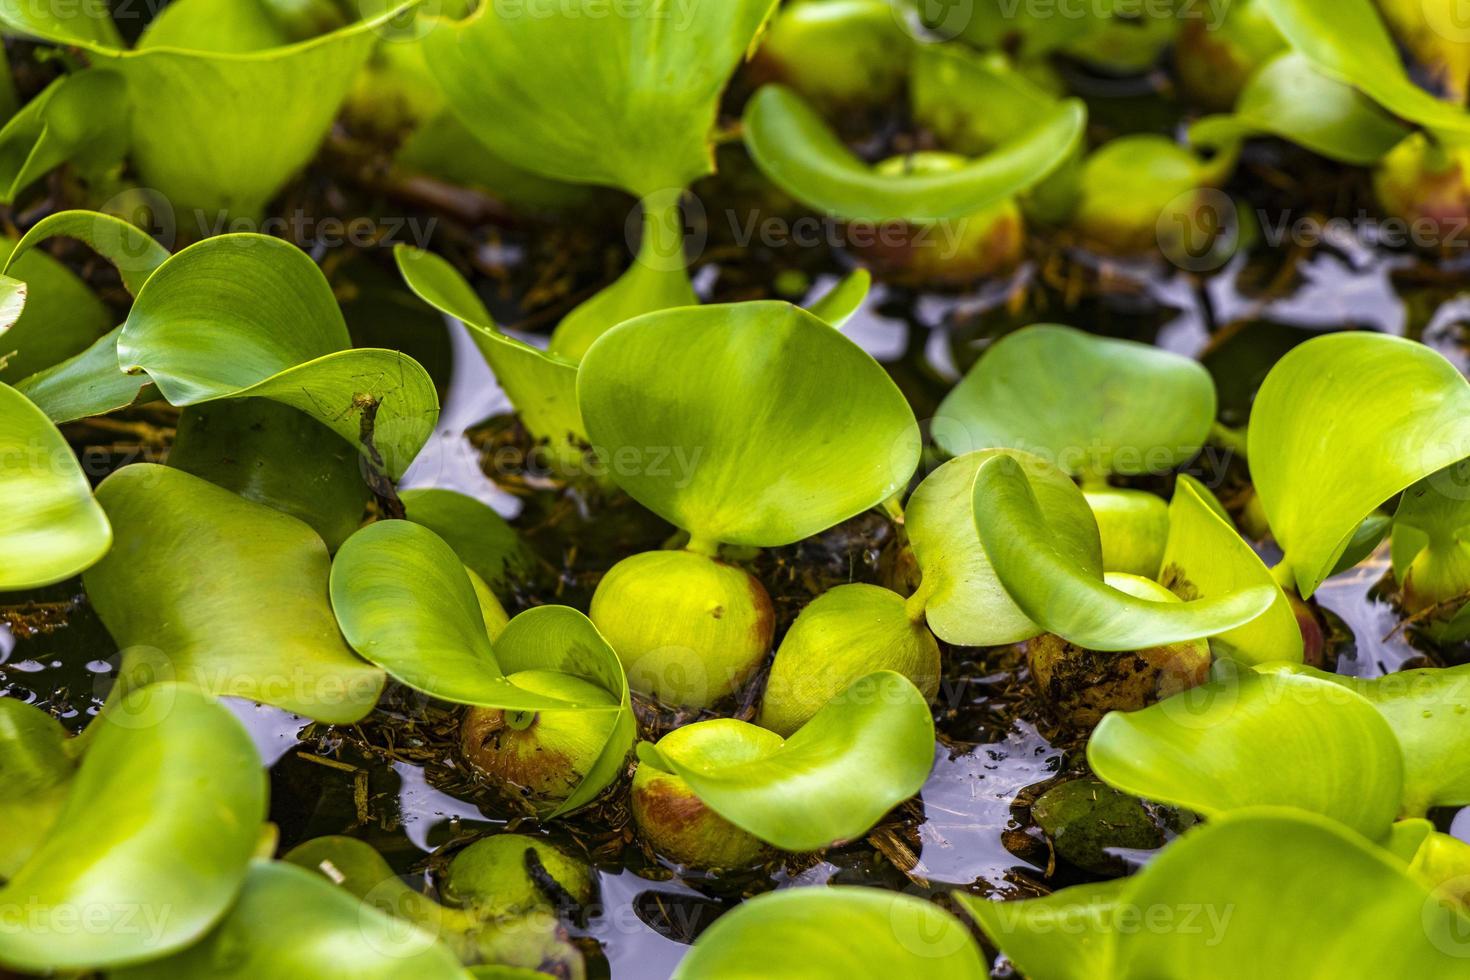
[805,267,871,327]
[394,244,583,453]
[957,881,1125,980]
[972,454,1276,649]
[14,325,150,423]
[329,520,615,712]
[1388,461,1470,611]
[84,464,385,723]
[0,0,121,44]
[106,3,411,216]
[742,83,1086,222]
[0,69,128,203]
[400,487,533,595]
[1247,332,1470,597]
[962,808,1470,978]
[907,449,1101,646]
[577,301,920,548]
[1190,53,1412,166]
[495,605,636,818]
[0,380,112,590]
[113,860,470,979]
[283,834,585,973]
[647,671,934,852]
[934,324,1217,476]
[1089,667,1403,838]
[910,43,1065,154]
[121,234,437,477]
[0,699,75,877]
[1261,0,1470,143]
[1160,475,1302,664]
[1263,663,1470,816]
[4,208,171,296]
[0,237,111,384]
[169,398,369,551]
[422,0,777,196]
[0,682,265,973]
[673,886,986,979]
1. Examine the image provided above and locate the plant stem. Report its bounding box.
[881,493,905,524]
[685,534,720,557]
[904,577,934,625]
[1269,560,1296,592]
[1210,421,1249,460]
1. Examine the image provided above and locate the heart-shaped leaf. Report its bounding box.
[330,519,624,715]
[1261,0,1470,143]
[85,464,385,723]
[934,324,1217,477]
[972,454,1276,649]
[643,671,934,852]
[962,808,1470,978]
[1160,475,1302,664]
[673,886,986,979]
[112,860,469,979]
[906,449,1101,646]
[0,682,265,973]
[1190,53,1412,165]
[422,0,776,197]
[577,301,920,549]
[1262,663,1470,816]
[742,83,1086,222]
[121,234,438,477]
[0,380,112,590]
[394,244,583,454]
[1088,668,1403,838]
[1247,332,1470,597]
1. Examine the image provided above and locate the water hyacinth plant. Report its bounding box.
[7,0,1470,975]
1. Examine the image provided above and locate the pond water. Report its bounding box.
[5,53,1470,976]
[3,204,1462,976]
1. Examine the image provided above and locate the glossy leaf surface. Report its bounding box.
[0,683,265,973]
[0,380,112,590]
[972,455,1275,649]
[1248,332,1470,597]
[85,464,384,722]
[645,671,934,852]
[578,301,920,548]
[743,83,1085,222]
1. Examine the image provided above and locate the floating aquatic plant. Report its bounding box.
[577,300,919,709]
[0,684,264,973]
[0,0,418,216]
[934,324,1218,577]
[964,808,1470,978]
[330,520,633,816]
[631,671,934,867]
[674,886,986,979]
